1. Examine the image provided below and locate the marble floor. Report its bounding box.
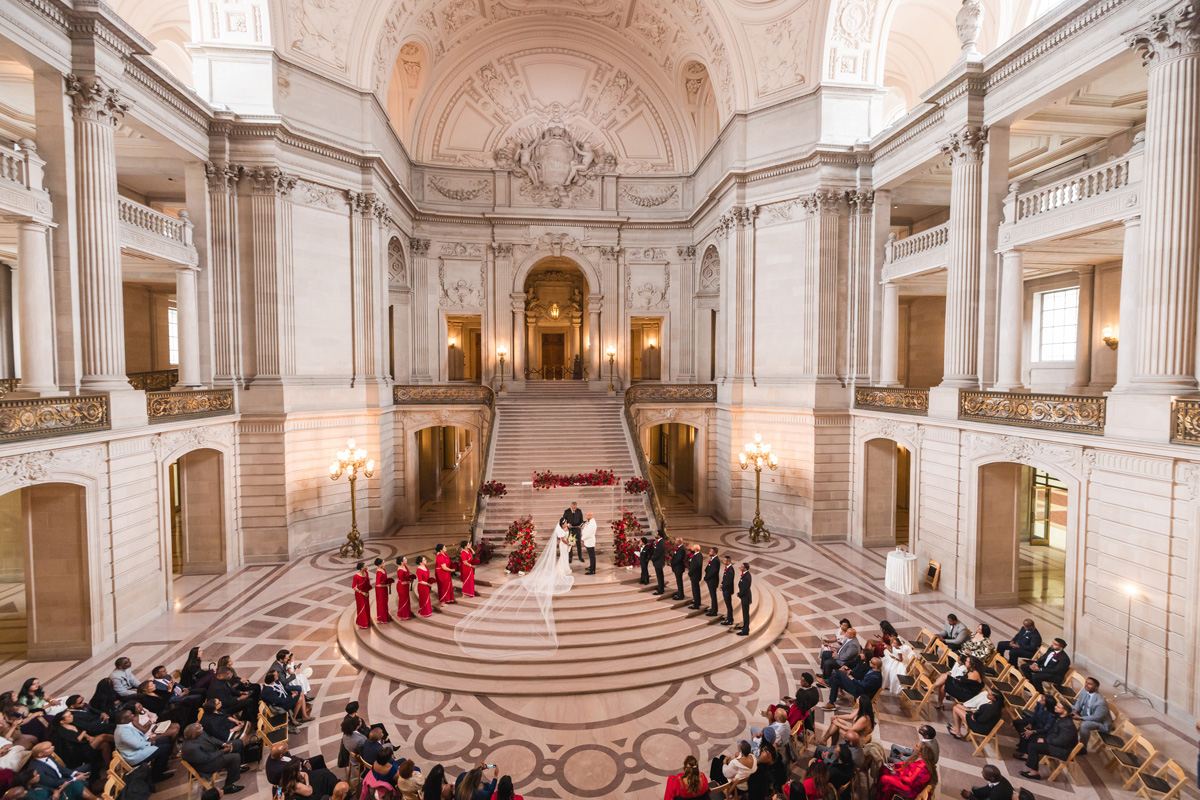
[1,492,1196,800]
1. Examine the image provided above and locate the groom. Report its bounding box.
[563,502,584,562]
[580,512,597,574]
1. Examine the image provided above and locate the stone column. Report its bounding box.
[509,294,524,382]
[1128,5,1200,392]
[676,246,697,382]
[588,297,602,382]
[526,313,538,378]
[939,125,988,388]
[879,281,900,387]
[728,205,757,382]
[1073,265,1095,392]
[1113,216,1142,391]
[204,161,244,387]
[14,220,58,394]
[848,191,875,383]
[994,249,1025,392]
[409,238,432,381]
[347,191,386,386]
[571,312,582,367]
[800,191,844,381]
[175,266,202,388]
[247,166,298,381]
[66,74,130,391]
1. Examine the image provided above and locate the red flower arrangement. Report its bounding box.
[610,508,642,567]
[624,477,652,495]
[505,515,537,573]
[476,538,496,564]
[532,469,618,490]
[480,480,507,498]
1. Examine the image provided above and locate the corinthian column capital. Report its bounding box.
[1130,2,1200,65]
[247,166,298,197]
[65,74,130,124]
[940,125,989,164]
[205,161,243,194]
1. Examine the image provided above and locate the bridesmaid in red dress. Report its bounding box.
[373,557,393,623]
[459,540,477,598]
[434,544,456,605]
[352,562,371,629]
[395,556,414,620]
[415,556,434,618]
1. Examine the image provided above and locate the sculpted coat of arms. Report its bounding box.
[496,126,614,208]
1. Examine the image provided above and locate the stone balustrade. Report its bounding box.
[1016,159,1134,221]
[128,369,180,391]
[625,384,717,403]
[959,390,1105,434]
[882,222,950,282]
[853,387,930,415]
[117,197,198,266]
[0,394,110,442]
[394,384,495,406]
[146,389,235,422]
[0,138,51,221]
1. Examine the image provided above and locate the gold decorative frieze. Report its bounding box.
[147,389,234,422]
[128,369,179,391]
[960,390,1105,434]
[0,378,19,396]
[0,395,110,442]
[393,385,495,407]
[1171,399,1200,445]
[625,384,717,404]
[854,387,930,416]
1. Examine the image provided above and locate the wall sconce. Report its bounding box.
[550,302,560,319]
[1102,326,1118,350]
[448,336,457,348]
[647,338,657,348]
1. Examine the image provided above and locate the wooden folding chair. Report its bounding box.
[927,641,957,675]
[100,770,126,800]
[986,653,1010,680]
[999,678,1037,720]
[1096,716,1138,758]
[109,751,134,779]
[885,787,933,800]
[1051,670,1086,706]
[898,673,936,720]
[912,628,939,657]
[966,717,1005,759]
[1108,734,1158,790]
[1044,741,1084,784]
[182,760,219,798]
[1132,759,1189,800]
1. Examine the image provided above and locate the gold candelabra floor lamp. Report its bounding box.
[497,345,508,393]
[739,433,778,543]
[330,439,374,558]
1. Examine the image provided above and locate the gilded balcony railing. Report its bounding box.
[960,390,1105,434]
[854,387,929,416]
[146,389,234,422]
[625,384,717,403]
[1171,399,1200,445]
[0,378,19,396]
[128,369,179,391]
[393,385,495,406]
[0,394,110,442]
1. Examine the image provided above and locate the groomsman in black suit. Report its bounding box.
[638,538,653,584]
[736,562,752,636]
[563,502,584,562]
[651,530,668,595]
[704,548,721,616]
[720,555,735,625]
[670,538,687,600]
[687,545,704,609]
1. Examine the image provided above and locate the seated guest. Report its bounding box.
[265,742,339,797]
[1012,693,1056,757]
[46,711,107,775]
[26,743,97,800]
[754,737,780,795]
[422,765,449,800]
[134,681,170,719]
[455,764,499,800]
[996,619,1041,662]
[394,759,425,800]
[820,630,862,680]
[216,657,261,703]
[959,624,996,663]
[864,621,900,659]
[128,698,180,755]
[1071,676,1112,748]
[1,708,38,768]
[875,743,935,800]
[960,765,1014,800]
[491,774,521,800]
[713,741,755,797]
[888,726,937,765]
[279,759,325,800]
[86,681,120,723]
[180,723,246,795]
[664,755,708,800]
[881,630,916,694]
[798,760,828,800]
[345,701,388,741]
[262,670,313,724]
[826,742,857,791]
[933,655,985,710]
[361,727,386,766]
[819,696,875,748]
[767,673,822,728]
[822,657,882,710]
[207,668,255,719]
[109,658,139,699]
[150,666,199,715]
[269,650,313,700]
[933,614,968,652]
[369,745,400,785]
[200,698,249,746]
[18,680,62,715]
[1018,699,1078,780]
[340,716,367,758]
[948,687,1005,740]
[180,647,215,694]
[113,708,173,783]
[61,697,112,741]
[1019,638,1071,693]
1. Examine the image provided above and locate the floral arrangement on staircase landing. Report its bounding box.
[479,480,507,498]
[610,508,641,567]
[624,477,652,495]
[476,538,496,564]
[505,515,537,574]
[532,469,618,490]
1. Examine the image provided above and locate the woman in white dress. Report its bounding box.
[880,621,915,694]
[553,520,573,579]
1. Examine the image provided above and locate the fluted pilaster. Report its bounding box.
[67,74,129,391]
[348,191,387,385]
[248,166,297,380]
[1113,216,1142,392]
[676,245,697,382]
[205,161,244,386]
[848,191,874,383]
[940,125,988,388]
[800,190,843,381]
[994,249,1024,392]
[410,237,432,381]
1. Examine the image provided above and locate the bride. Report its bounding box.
[453,519,574,660]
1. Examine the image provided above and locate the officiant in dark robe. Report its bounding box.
[563,502,584,562]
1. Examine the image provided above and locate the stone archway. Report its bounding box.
[521,258,591,380]
[861,437,913,548]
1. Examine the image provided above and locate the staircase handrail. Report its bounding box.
[622,397,667,536]
[468,394,500,543]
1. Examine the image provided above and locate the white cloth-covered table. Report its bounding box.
[885,550,919,594]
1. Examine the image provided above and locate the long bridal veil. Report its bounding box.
[453,523,575,660]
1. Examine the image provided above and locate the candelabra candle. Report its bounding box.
[330,438,374,558]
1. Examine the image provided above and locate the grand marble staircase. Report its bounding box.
[338,383,788,695]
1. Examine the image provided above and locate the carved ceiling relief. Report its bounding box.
[826,0,877,81]
[288,0,354,69]
[745,5,812,97]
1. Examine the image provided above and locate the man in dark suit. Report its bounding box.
[181,723,246,794]
[736,562,752,636]
[28,742,94,800]
[997,618,1042,661]
[651,531,667,595]
[638,538,653,584]
[1020,699,1078,779]
[562,502,584,562]
[961,765,1014,800]
[824,657,882,708]
[719,555,735,625]
[207,668,254,719]
[704,548,720,616]
[670,538,687,600]
[687,545,704,609]
[1020,638,1070,692]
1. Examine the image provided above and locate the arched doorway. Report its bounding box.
[0,483,91,659]
[522,259,589,380]
[976,463,1068,618]
[166,449,227,575]
[414,425,478,522]
[644,422,706,513]
[862,438,912,547]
